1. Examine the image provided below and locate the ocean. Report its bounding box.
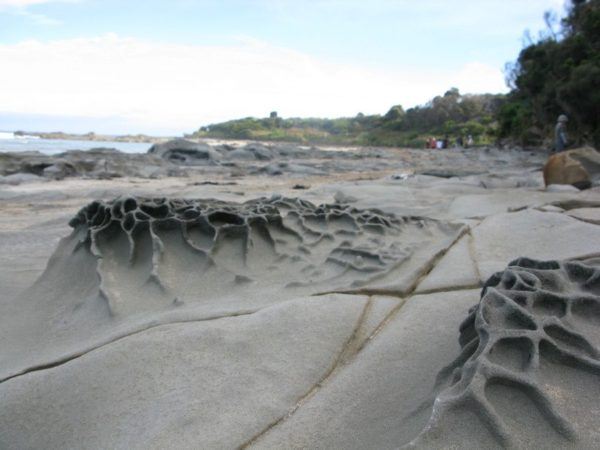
[0,131,152,155]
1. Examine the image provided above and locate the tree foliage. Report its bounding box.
[499,0,600,146]
[193,89,501,147]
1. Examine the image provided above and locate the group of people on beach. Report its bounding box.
[425,135,474,150]
[423,114,570,153]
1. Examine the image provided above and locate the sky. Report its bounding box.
[0,0,567,135]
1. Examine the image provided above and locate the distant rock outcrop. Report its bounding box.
[0,148,182,181]
[148,138,222,164]
[543,146,600,189]
[228,143,274,161]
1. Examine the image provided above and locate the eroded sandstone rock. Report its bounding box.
[543,146,600,189]
[409,257,600,448]
[0,196,462,383]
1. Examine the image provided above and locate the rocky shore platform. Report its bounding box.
[1,140,600,448]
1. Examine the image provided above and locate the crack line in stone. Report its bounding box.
[238,297,372,449]
[466,224,483,283]
[0,308,262,385]
[238,224,470,448]
[415,284,483,296]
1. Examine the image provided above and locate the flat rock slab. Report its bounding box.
[546,183,581,193]
[416,234,480,293]
[447,190,582,219]
[0,295,369,449]
[251,290,480,449]
[315,179,486,219]
[566,207,600,225]
[471,209,600,281]
[0,227,68,302]
[316,180,597,223]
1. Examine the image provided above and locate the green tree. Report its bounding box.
[501,0,600,146]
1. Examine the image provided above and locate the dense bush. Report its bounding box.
[499,0,600,147]
[193,89,500,147]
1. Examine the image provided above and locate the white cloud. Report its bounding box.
[453,62,507,95]
[0,35,508,134]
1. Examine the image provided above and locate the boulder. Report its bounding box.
[242,143,274,161]
[227,148,257,160]
[148,139,221,165]
[228,143,274,161]
[543,146,600,189]
[276,145,310,158]
[262,163,283,176]
[42,161,77,179]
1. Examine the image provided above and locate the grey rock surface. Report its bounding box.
[0,172,45,185]
[471,209,600,280]
[252,290,481,449]
[0,148,179,179]
[546,183,581,193]
[148,138,221,164]
[0,295,369,449]
[566,207,600,225]
[235,143,274,161]
[1,143,599,449]
[416,233,480,293]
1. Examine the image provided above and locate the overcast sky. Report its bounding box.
[0,0,567,135]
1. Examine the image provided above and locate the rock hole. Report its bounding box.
[485,377,570,445]
[123,197,137,213]
[140,203,170,219]
[208,211,244,226]
[571,298,600,326]
[533,293,567,318]
[487,337,533,371]
[544,324,597,358]
[122,212,136,232]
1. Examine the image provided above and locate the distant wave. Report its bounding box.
[0,132,40,140]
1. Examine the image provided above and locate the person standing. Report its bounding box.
[555,114,569,152]
[466,135,474,148]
